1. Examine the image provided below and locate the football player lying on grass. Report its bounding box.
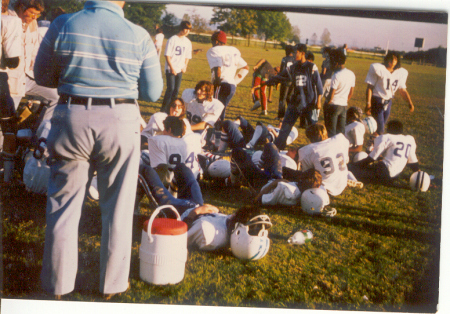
[348,119,419,186]
[136,161,272,252]
[186,205,271,254]
[216,116,298,152]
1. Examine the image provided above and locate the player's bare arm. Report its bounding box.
[187,204,220,220]
[398,88,414,113]
[190,121,208,131]
[347,86,354,102]
[365,84,374,115]
[212,66,221,87]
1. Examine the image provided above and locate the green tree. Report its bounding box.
[123,3,166,35]
[290,25,301,43]
[162,11,179,27]
[210,7,233,33]
[256,10,291,48]
[230,9,257,46]
[320,28,332,46]
[42,0,83,16]
[187,11,211,34]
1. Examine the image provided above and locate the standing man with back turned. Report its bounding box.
[34,1,163,299]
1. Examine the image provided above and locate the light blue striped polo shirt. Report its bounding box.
[34,1,163,102]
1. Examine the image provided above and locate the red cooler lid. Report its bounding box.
[143,218,187,235]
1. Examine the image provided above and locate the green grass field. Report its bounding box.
[1,41,445,312]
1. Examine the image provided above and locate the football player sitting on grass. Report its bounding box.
[348,119,419,186]
[344,106,366,159]
[217,116,298,152]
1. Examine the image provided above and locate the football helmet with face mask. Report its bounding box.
[230,215,272,260]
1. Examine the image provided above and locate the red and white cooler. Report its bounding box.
[139,205,188,285]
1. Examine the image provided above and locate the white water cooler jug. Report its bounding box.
[139,205,188,285]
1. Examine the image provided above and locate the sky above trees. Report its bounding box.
[165,3,448,52]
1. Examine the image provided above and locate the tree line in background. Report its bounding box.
[38,1,447,66]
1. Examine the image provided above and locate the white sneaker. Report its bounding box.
[260,110,268,116]
[251,100,261,111]
[347,179,364,189]
[245,143,254,149]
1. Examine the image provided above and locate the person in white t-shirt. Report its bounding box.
[324,48,355,137]
[154,27,164,58]
[7,0,59,119]
[142,98,192,139]
[186,80,224,133]
[206,30,249,123]
[161,21,192,113]
[365,51,414,134]
[348,119,419,185]
[296,123,350,196]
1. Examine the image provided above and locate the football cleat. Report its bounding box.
[251,100,261,111]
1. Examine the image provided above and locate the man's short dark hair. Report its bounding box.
[163,116,185,137]
[384,51,402,70]
[14,0,44,12]
[330,48,346,66]
[295,43,307,54]
[386,120,403,135]
[305,51,315,61]
[179,20,192,31]
[285,45,294,56]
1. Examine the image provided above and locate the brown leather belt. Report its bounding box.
[59,94,136,105]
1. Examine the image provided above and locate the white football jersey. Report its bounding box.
[345,121,366,147]
[188,213,230,251]
[164,35,192,73]
[370,133,418,178]
[183,132,203,178]
[206,45,247,85]
[261,181,300,206]
[142,113,192,138]
[365,63,408,100]
[298,133,350,196]
[330,68,355,106]
[148,135,188,169]
[267,125,298,145]
[186,98,224,127]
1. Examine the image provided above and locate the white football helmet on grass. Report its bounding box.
[208,159,231,178]
[301,188,336,217]
[410,171,431,192]
[230,215,272,260]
